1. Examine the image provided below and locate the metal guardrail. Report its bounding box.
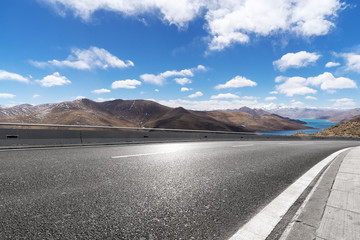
[0,122,256,135]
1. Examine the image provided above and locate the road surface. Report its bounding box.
[1,140,359,239]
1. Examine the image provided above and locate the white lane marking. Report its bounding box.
[229,147,352,240]
[232,144,254,148]
[111,151,174,159]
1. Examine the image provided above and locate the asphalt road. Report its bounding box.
[1,140,359,239]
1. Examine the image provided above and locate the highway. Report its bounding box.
[1,140,359,239]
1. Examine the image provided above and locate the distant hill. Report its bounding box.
[268,108,360,123]
[219,106,270,116]
[313,116,360,138]
[0,98,310,132]
[198,111,308,132]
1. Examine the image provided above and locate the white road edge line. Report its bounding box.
[232,144,254,148]
[111,151,175,159]
[229,147,352,240]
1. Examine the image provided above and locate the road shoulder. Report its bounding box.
[279,149,350,240]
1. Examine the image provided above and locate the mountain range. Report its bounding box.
[268,108,360,123]
[0,99,310,132]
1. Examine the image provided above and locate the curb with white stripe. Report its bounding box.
[229,147,352,240]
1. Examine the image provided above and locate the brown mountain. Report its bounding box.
[0,98,310,132]
[146,107,243,131]
[220,106,270,116]
[313,116,360,138]
[199,111,309,132]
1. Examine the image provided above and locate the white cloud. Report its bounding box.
[181,87,191,92]
[206,0,343,51]
[242,96,259,100]
[174,77,192,85]
[32,46,134,70]
[215,75,257,89]
[92,88,111,94]
[41,0,344,51]
[96,97,116,102]
[342,53,360,73]
[307,72,357,91]
[331,98,355,108]
[265,96,277,101]
[276,72,357,96]
[140,74,165,85]
[0,70,29,83]
[188,91,203,98]
[32,94,40,99]
[291,100,304,108]
[273,51,321,71]
[305,96,317,100]
[269,91,278,94]
[325,61,340,68]
[276,76,317,97]
[0,93,16,99]
[42,0,203,27]
[155,89,159,92]
[111,79,141,89]
[75,96,86,100]
[36,72,71,87]
[140,65,205,85]
[210,93,240,99]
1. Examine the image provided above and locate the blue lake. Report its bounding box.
[258,119,337,136]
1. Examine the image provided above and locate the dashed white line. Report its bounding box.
[111,151,175,159]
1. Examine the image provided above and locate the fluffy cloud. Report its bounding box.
[140,65,205,85]
[215,76,257,89]
[265,96,277,101]
[0,70,29,83]
[276,72,357,96]
[331,98,355,108]
[75,96,86,100]
[181,87,191,92]
[242,96,259,100]
[174,77,192,85]
[92,88,111,94]
[273,51,321,71]
[325,61,341,68]
[36,72,71,87]
[41,0,344,51]
[276,76,317,97]
[0,93,16,99]
[307,72,357,91]
[32,46,134,70]
[291,100,304,108]
[188,91,203,98]
[305,96,317,100]
[111,79,141,89]
[342,53,360,73]
[210,93,240,99]
[32,94,40,98]
[206,0,343,50]
[42,0,203,27]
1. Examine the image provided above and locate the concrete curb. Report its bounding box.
[228,148,351,240]
[279,149,350,240]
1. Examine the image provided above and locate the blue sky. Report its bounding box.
[1,0,360,110]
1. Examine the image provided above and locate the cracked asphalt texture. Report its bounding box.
[1,140,359,239]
